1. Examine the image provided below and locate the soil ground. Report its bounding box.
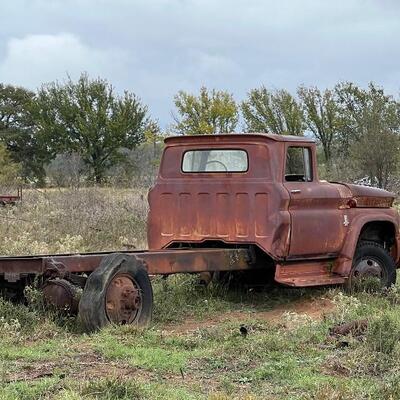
[165,297,335,334]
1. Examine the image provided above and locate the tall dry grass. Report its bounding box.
[0,187,148,256]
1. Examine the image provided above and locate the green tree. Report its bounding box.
[173,87,238,135]
[144,120,162,159]
[298,86,340,164]
[0,84,49,184]
[335,82,400,188]
[35,73,149,183]
[351,129,399,189]
[0,84,33,130]
[0,143,20,186]
[335,82,399,149]
[241,87,304,135]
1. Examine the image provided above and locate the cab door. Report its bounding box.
[283,145,345,258]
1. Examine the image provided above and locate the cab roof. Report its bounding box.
[164,133,315,145]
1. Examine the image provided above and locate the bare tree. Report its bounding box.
[298,86,340,164]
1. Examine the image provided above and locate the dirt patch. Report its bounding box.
[69,352,138,381]
[4,363,57,383]
[165,297,335,334]
[3,352,144,383]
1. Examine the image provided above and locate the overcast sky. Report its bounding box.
[0,0,399,128]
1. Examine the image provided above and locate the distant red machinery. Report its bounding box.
[0,188,22,206]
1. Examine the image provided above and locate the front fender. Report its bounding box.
[334,209,400,276]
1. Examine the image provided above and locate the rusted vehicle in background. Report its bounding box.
[0,188,22,206]
[0,134,398,331]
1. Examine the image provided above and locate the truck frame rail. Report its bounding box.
[0,248,252,283]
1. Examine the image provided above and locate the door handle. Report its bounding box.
[290,189,301,194]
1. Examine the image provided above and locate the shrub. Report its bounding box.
[0,298,38,342]
[367,313,400,354]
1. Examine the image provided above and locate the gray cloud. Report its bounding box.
[0,33,129,87]
[0,0,400,127]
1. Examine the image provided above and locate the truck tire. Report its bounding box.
[347,241,396,290]
[78,253,153,332]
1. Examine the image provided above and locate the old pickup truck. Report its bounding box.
[0,133,398,330]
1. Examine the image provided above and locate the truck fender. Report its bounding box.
[335,214,400,276]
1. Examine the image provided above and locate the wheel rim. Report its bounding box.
[105,273,142,324]
[351,256,386,289]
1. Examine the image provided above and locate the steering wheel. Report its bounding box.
[205,160,228,172]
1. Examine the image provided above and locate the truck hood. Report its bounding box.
[332,182,396,208]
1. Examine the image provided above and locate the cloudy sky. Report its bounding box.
[0,0,399,127]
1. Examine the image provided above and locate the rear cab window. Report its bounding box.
[182,149,248,173]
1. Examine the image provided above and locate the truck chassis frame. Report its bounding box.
[0,248,254,330]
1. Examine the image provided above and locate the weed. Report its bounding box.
[0,378,60,400]
[152,274,234,324]
[0,298,37,342]
[309,381,370,400]
[374,373,400,399]
[80,377,145,399]
[332,291,362,322]
[383,284,400,305]
[367,312,400,354]
[349,275,384,294]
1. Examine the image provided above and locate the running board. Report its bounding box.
[275,261,346,287]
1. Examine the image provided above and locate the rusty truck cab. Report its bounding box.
[148,133,314,258]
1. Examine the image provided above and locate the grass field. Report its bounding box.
[1,189,400,399]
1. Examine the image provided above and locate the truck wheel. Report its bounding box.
[347,241,396,291]
[78,253,153,332]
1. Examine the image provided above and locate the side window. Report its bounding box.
[285,147,313,182]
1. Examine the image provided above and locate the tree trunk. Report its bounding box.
[91,155,104,184]
[95,173,102,184]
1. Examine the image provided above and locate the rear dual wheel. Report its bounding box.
[79,253,153,332]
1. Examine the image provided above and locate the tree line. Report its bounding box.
[1,73,400,189]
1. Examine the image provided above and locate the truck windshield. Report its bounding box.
[182,149,248,172]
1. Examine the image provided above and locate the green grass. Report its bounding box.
[1,279,400,399]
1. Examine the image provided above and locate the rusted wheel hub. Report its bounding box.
[353,258,383,279]
[42,279,80,314]
[105,273,142,324]
[350,257,385,290]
